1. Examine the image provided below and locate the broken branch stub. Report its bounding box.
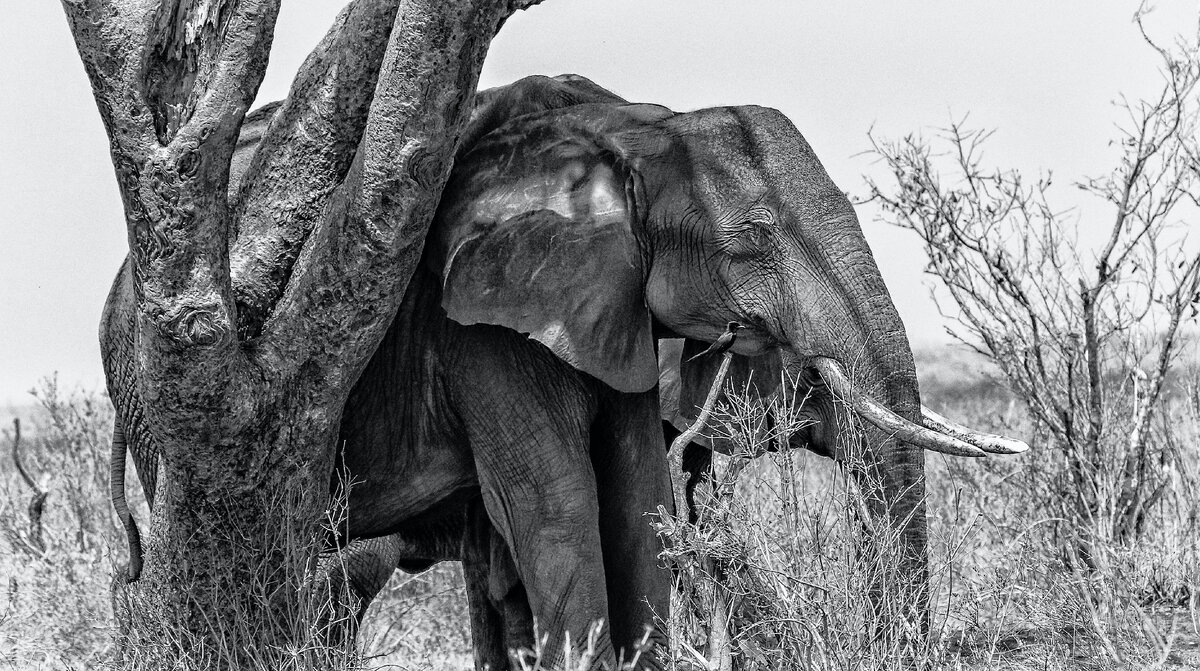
[668,352,735,519]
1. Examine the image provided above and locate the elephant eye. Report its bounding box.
[723,206,774,251]
[711,203,776,261]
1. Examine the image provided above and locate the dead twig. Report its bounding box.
[663,352,736,671]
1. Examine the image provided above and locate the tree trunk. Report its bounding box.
[65,0,544,665]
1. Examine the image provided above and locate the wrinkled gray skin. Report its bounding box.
[105,74,931,669]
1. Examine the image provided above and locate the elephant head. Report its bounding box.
[427,91,1026,601]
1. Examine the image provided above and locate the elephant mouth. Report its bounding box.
[807,356,1029,457]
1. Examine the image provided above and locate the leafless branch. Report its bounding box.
[10,419,47,553]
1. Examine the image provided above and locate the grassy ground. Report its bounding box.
[1,346,1197,669]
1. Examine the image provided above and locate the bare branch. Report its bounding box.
[866,7,1200,546]
[10,419,40,495]
[230,0,403,339]
[10,419,47,553]
[60,0,159,161]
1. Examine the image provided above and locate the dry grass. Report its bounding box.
[1,378,123,668]
[917,347,1200,670]
[0,378,472,671]
[2,349,1199,669]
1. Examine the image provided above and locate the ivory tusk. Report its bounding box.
[921,405,1029,454]
[811,357,986,458]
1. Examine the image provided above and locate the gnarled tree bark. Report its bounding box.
[62,0,543,664]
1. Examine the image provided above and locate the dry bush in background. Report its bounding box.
[652,355,1200,671]
[919,352,1200,670]
[866,5,1200,597]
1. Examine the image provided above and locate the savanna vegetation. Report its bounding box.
[4,3,1200,671]
[3,348,1198,669]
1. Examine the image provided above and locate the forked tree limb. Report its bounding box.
[230,0,404,338]
[10,419,47,553]
[253,0,533,395]
[668,353,734,517]
[65,0,546,452]
[61,0,282,438]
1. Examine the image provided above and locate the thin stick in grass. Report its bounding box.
[665,352,735,671]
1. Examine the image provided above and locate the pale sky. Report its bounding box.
[1,2,1195,407]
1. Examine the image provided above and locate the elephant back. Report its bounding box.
[460,74,628,155]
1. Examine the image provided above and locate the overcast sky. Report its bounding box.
[1,2,1195,408]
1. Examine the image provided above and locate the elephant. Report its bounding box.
[292,73,1026,665]
[105,73,1026,669]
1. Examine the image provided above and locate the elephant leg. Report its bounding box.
[461,366,614,666]
[487,525,535,658]
[463,546,506,669]
[472,445,610,665]
[307,535,406,644]
[463,497,534,670]
[591,388,673,666]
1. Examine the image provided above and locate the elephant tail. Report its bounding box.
[110,417,143,582]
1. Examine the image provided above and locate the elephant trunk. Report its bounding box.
[778,210,1028,625]
[782,215,933,612]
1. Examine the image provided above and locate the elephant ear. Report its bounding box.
[660,338,783,449]
[429,109,664,393]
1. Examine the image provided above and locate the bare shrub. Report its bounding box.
[865,9,1200,569]
[655,370,951,671]
[647,349,1200,670]
[917,350,1200,669]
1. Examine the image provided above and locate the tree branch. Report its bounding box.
[62,0,281,444]
[229,0,403,339]
[9,419,47,553]
[254,0,527,396]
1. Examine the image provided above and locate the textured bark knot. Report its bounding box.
[164,307,227,347]
[406,145,444,190]
[147,162,183,207]
[177,149,200,178]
